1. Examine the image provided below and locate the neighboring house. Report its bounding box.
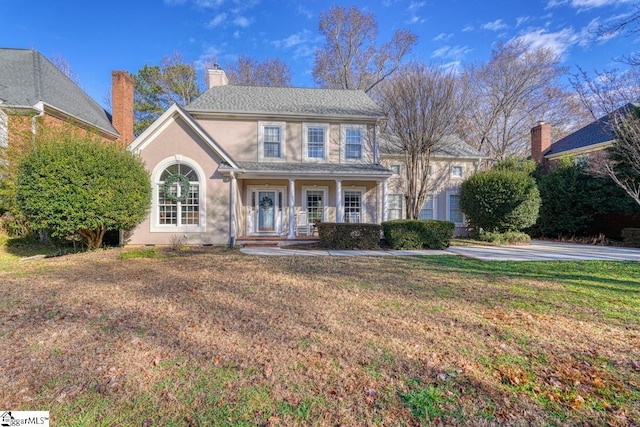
[380,134,483,236]
[531,102,639,163]
[530,102,640,237]
[127,68,393,246]
[0,48,134,148]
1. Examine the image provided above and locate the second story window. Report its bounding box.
[259,122,285,161]
[303,123,328,161]
[342,125,364,161]
[451,165,463,178]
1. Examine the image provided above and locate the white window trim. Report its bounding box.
[150,156,206,233]
[450,165,464,178]
[302,123,329,162]
[302,186,329,221]
[387,193,404,220]
[340,124,366,163]
[446,191,465,226]
[342,186,367,222]
[420,193,437,220]
[258,121,286,162]
[389,164,401,176]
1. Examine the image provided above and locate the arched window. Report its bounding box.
[157,163,200,227]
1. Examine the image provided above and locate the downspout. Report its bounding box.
[31,101,45,140]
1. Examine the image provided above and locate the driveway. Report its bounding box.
[447,240,640,261]
[241,240,640,261]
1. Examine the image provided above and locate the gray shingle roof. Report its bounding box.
[545,102,638,157]
[186,85,383,119]
[0,48,117,136]
[220,161,392,177]
[379,133,483,158]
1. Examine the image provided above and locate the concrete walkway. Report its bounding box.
[241,240,640,261]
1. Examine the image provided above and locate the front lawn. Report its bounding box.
[0,247,638,426]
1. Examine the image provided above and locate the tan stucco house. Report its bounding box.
[380,134,483,236]
[128,69,394,246]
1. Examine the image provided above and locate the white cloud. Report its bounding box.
[270,30,320,59]
[515,28,579,57]
[547,0,631,9]
[207,12,227,28]
[462,24,474,32]
[233,30,241,39]
[164,0,187,5]
[433,33,453,42]
[408,1,426,10]
[431,45,473,61]
[406,15,426,25]
[233,15,251,27]
[516,16,531,27]
[194,0,225,8]
[296,4,313,19]
[482,19,509,31]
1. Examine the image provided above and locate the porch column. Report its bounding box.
[228,172,237,247]
[288,178,295,239]
[382,180,388,223]
[335,179,343,223]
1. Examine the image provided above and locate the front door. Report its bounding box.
[257,191,277,232]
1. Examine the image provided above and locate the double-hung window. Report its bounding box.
[304,188,327,222]
[448,193,464,225]
[419,195,435,220]
[259,122,285,160]
[342,125,364,161]
[450,165,463,178]
[303,123,328,161]
[387,194,403,220]
[343,189,364,223]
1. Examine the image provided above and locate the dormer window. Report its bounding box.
[259,121,285,161]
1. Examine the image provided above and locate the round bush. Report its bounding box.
[460,169,540,233]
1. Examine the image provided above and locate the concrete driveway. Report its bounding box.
[447,240,640,261]
[241,240,640,261]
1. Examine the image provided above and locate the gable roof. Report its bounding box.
[545,102,638,158]
[186,85,383,119]
[128,103,239,169]
[0,48,117,136]
[379,133,483,159]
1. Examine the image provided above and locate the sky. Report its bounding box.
[1,0,638,109]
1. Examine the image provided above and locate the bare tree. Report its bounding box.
[313,5,417,93]
[458,40,579,163]
[379,63,467,219]
[596,2,640,65]
[50,55,80,85]
[606,108,640,205]
[225,54,291,87]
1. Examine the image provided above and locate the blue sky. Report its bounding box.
[1,0,637,108]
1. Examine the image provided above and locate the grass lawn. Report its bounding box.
[0,244,639,426]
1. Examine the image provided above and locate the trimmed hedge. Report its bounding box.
[317,223,382,249]
[477,230,531,245]
[621,228,640,247]
[382,219,455,250]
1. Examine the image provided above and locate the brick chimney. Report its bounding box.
[531,120,551,163]
[111,71,134,146]
[206,64,228,89]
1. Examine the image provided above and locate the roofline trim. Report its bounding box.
[544,140,614,160]
[128,103,240,169]
[39,101,119,138]
[186,109,383,121]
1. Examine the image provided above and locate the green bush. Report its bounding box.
[382,220,455,250]
[460,169,540,233]
[317,223,381,249]
[621,228,640,247]
[476,230,531,245]
[532,157,637,237]
[16,132,151,250]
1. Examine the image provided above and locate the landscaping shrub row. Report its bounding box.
[382,219,455,250]
[317,223,382,249]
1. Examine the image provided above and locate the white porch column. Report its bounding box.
[335,179,343,223]
[382,180,388,223]
[228,172,237,247]
[288,178,295,238]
